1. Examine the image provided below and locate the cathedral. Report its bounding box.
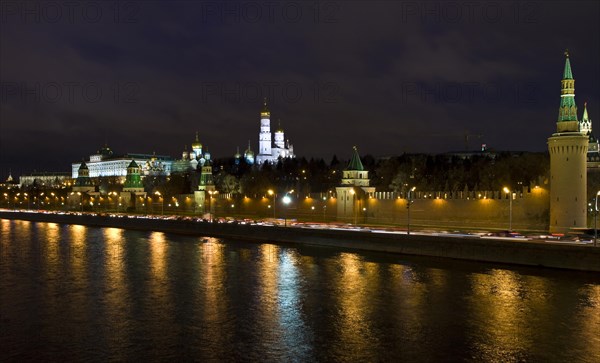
[255,99,295,165]
[171,132,212,173]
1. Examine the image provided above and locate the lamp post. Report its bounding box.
[207,190,217,221]
[407,186,416,235]
[155,191,164,215]
[503,187,512,232]
[282,195,291,227]
[268,189,276,218]
[595,191,600,247]
[349,188,357,225]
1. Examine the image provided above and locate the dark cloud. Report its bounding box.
[1,0,599,179]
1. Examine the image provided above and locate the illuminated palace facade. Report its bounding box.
[71,144,173,179]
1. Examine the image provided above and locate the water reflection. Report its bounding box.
[2,222,600,362]
[575,284,600,362]
[333,253,380,360]
[276,249,312,359]
[468,269,532,362]
[199,238,228,355]
[102,228,129,357]
[149,231,167,280]
[256,244,280,351]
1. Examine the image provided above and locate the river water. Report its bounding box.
[1,219,599,362]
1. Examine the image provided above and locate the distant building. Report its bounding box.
[255,99,295,165]
[19,171,72,188]
[1,172,19,188]
[71,144,173,179]
[548,51,588,233]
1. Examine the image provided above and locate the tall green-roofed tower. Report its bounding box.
[548,51,588,233]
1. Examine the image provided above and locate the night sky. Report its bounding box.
[1,1,599,178]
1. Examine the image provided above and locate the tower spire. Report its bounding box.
[557,50,578,132]
[347,146,365,171]
[261,97,270,117]
[563,49,573,79]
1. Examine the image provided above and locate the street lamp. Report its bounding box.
[595,190,600,247]
[268,189,276,218]
[503,187,512,232]
[207,190,217,221]
[282,194,291,227]
[155,191,164,215]
[407,186,416,235]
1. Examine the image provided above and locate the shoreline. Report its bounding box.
[1,210,599,272]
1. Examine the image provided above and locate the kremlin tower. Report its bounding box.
[548,51,588,233]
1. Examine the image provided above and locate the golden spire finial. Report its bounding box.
[564,49,570,57]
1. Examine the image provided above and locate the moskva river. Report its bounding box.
[1,219,599,362]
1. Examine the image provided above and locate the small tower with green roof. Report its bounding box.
[122,159,146,211]
[335,146,376,222]
[72,161,94,192]
[123,160,144,192]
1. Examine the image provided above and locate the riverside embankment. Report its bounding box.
[1,211,599,272]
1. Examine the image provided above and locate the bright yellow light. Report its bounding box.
[503,187,510,194]
[267,189,274,196]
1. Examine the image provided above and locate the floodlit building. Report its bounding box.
[19,172,72,188]
[71,144,173,179]
[548,51,588,233]
[255,99,295,165]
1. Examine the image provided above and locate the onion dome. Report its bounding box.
[192,132,203,150]
[234,146,241,159]
[245,140,254,157]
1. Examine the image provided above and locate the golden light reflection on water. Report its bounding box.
[200,238,227,341]
[387,263,429,353]
[334,253,380,357]
[575,284,600,361]
[257,244,281,339]
[69,225,87,284]
[104,228,125,289]
[149,232,167,280]
[102,228,129,352]
[0,219,10,259]
[42,223,60,267]
[468,269,531,362]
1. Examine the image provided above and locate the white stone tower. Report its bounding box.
[548,51,588,233]
[258,99,272,158]
[274,120,285,149]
